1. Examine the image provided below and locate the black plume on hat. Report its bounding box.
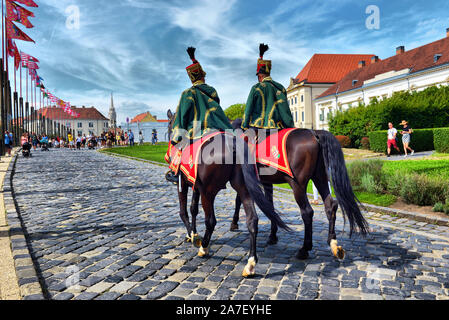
[259,43,269,59]
[187,47,197,63]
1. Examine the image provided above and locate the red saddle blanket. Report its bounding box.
[165,131,227,186]
[165,128,298,186]
[248,128,298,178]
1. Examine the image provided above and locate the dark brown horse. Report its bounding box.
[190,118,369,261]
[166,110,289,277]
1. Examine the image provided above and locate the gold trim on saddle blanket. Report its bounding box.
[254,128,299,178]
[179,131,233,187]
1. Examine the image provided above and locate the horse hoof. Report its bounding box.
[230,223,239,232]
[330,240,345,260]
[267,236,278,245]
[192,234,202,249]
[242,257,256,278]
[198,246,209,257]
[334,246,345,260]
[296,249,309,260]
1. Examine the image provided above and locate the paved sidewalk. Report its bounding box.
[0,149,21,300]
[8,149,449,300]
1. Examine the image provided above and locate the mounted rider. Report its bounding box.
[241,43,295,138]
[165,47,232,184]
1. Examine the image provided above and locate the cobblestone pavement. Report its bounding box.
[11,149,449,300]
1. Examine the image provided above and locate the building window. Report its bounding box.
[295,97,297,104]
[302,112,304,122]
[89,122,94,128]
[301,95,304,102]
[295,111,298,122]
[78,122,82,128]
[104,122,109,128]
[78,131,83,136]
[320,110,325,122]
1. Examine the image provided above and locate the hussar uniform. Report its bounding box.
[166,47,232,183]
[242,44,294,130]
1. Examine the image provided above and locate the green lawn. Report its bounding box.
[275,182,397,207]
[101,143,169,163]
[382,159,449,180]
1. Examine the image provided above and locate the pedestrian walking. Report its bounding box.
[76,135,82,150]
[387,122,400,157]
[400,120,414,157]
[129,130,135,147]
[152,130,158,145]
[139,131,144,145]
[4,130,13,157]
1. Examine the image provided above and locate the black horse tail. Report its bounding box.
[315,130,369,237]
[234,135,291,231]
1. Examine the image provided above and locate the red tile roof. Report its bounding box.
[295,54,377,84]
[38,106,109,121]
[317,36,449,99]
[131,112,152,123]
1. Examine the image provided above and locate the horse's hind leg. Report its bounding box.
[231,194,241,231]
[230,175,259,277]
[312,165,345,260]
[190,189,202,248]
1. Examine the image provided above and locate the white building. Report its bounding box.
[287,54,376,129]
[38,106,110,136]
[315,29,449,130]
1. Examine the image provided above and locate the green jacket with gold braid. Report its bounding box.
[242,77,295,130]
[172,81,232,143]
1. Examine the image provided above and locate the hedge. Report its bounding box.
[368,128,435,153]
[434,128,449,153]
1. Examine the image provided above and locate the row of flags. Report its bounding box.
[5,0,81,118]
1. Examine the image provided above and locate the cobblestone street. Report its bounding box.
[10,149,449,300]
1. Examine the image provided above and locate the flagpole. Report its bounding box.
[2,0,4,72]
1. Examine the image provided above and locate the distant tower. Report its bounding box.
[108,92,117,129]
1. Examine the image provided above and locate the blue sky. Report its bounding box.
[10,0,449,124]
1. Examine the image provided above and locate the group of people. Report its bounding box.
[387,120,415,157]
[165,44,294,183]
[20,132,52,154]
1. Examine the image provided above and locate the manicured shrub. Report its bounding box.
[329,85,449,148]
[335,135,351,148]
[348,159,385,191]
[360,173,384,194]
[399,174,446,206]
[434,128,449,153]
[433,202,444,212]
[385,172,404,196]
[360,137,370,150]
[368,129,435,153]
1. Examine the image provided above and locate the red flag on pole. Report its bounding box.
[6,18,35,42]
[6,0,35,28]
[27,60,39,69]
[7,39,21,70]
[12,0,38,8]
[20,51,39,63]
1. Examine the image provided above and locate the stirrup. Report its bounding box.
[165,171,179,185]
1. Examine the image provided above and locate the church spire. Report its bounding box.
[108,92,117,129]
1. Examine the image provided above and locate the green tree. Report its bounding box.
[224,104,246,121]
[329,85,449,148]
